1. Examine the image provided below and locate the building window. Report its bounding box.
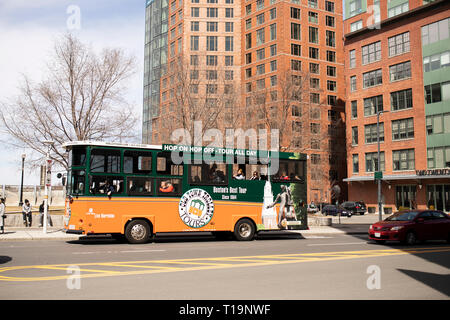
[422,18,450,46]
[365,152,385,172]
[388,32,410,57]
[310,63,319,74]
[270,75,277,87]
[352,154,359,173]
[363,69,382,88]
[270,44,277,56]
[206,55,217,66]
[350,76,357,92]
[308,0,318,9]
[389,61,411,82]
[191,21,199,31]
[270,60,277,72]
[327,80,336,92]
[365,123,384,144]
[352,126,358,145]
[225,36,234,51]
[309,47,319,59]
[245,33,252,49]
[225,22,234,32]
[327,95,337,106]
[392,118,414,140]
[393,149,415,171]
[190,55,198,66]
[424,51,450,72]
[391,88,413,111]
[291,44,301,56]
[309,12,318,24]
[327,66,336,77]
[207,21,218,32]
[388,2,409,18]
[351,100,357,119]
[310,93,320,104]
[425,82,450,104]
[326,16,335,27]
[246,18,252,30]
[349,0,362,17]
[225,8,234,18]
[326,50,336,62]
[426,113,450,135]
[350,20,363,32]
[325,1,334,12]
[256,63,265,75]
[270,8,276,20]
[291,59,301,71]
[427,147,450,168]
[291,23,301,40]
[257,13,265,25]
[349,50,356,69]
[362,41,381,65]
[309,27,319,44]
[291,7,301,20]
[206,36,218,51]
[257,28,265,45]
[270,24,277,41]
[256,0,265,10]
[191,7,200,17]
[190,36,199,51]
[326,30,335,47]
[256,48,265,61]
[364,95,383,116]
[207,7,218,17]
[246,4,252,15]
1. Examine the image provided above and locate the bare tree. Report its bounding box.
[0,33,138,169]
[155,55,243,146]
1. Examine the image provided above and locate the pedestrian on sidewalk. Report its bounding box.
[0,198,6,234]
[39,201,53,227]
[22,199,32,227]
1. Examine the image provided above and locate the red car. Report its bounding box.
[368,210,450,245]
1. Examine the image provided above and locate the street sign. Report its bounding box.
[46,160,53,187]
[374,171,383,180]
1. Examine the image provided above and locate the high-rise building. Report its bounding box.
[343,0,450,212]
[143,0,348,204]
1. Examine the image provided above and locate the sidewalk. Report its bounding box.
[0,222,374,241]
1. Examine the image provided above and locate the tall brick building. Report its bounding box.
[143,0,347,204]
[343,0,450,212]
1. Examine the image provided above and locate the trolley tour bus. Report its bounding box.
[63,141,307,243]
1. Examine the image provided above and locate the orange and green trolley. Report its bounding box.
[63,141,307,243]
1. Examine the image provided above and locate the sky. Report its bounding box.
[0,0,146,185]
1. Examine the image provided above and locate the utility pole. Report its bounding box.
[43,141,54,234]
[376,110,388,221]
[19,154,26,207]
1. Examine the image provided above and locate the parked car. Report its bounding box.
[307,204,319,213]
[368,210,450,245]
[322,205,352,217]
[341,201,367,215]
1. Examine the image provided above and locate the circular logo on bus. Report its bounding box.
[178,189,214,228]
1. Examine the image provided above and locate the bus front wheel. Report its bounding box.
[125,220,151,244]
[234,219,255,241]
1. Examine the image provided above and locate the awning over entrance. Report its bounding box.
[343,173,450,183]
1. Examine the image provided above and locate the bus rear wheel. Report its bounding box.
[125,220,151,244]
[234,219,255,241]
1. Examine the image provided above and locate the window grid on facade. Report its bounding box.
[391,88,413,110]
[392,118,414,140]
[393,149,415,171]
[388,32,410,57]
[365,123,384,144]
[390,61,411,82]
[362,41,381,65]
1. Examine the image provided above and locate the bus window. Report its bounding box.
[124,151,152,174]
[68,170,85,195]
[157,152,183,176]
[89,176,124,195]
[189,162,227,185]
[69,146,86,167]
[273,160,305,182]
[156,178,182,196]
[127,177,152,196]
[90,149,121,173]
[246,164,268,181]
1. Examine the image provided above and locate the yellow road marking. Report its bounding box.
[1,246,449,282]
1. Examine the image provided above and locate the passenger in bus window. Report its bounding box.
[280,172,289,180]
[104,181,115,196]
[159,180,174,193]
[233,169,245,180]
[250,171,260,180]
[213,170,226,183]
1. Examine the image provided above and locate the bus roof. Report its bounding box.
[62,140,163,150]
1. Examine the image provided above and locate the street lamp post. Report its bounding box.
[377,110,388,221]
[42,141,54,234]
[19,154,26,207]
